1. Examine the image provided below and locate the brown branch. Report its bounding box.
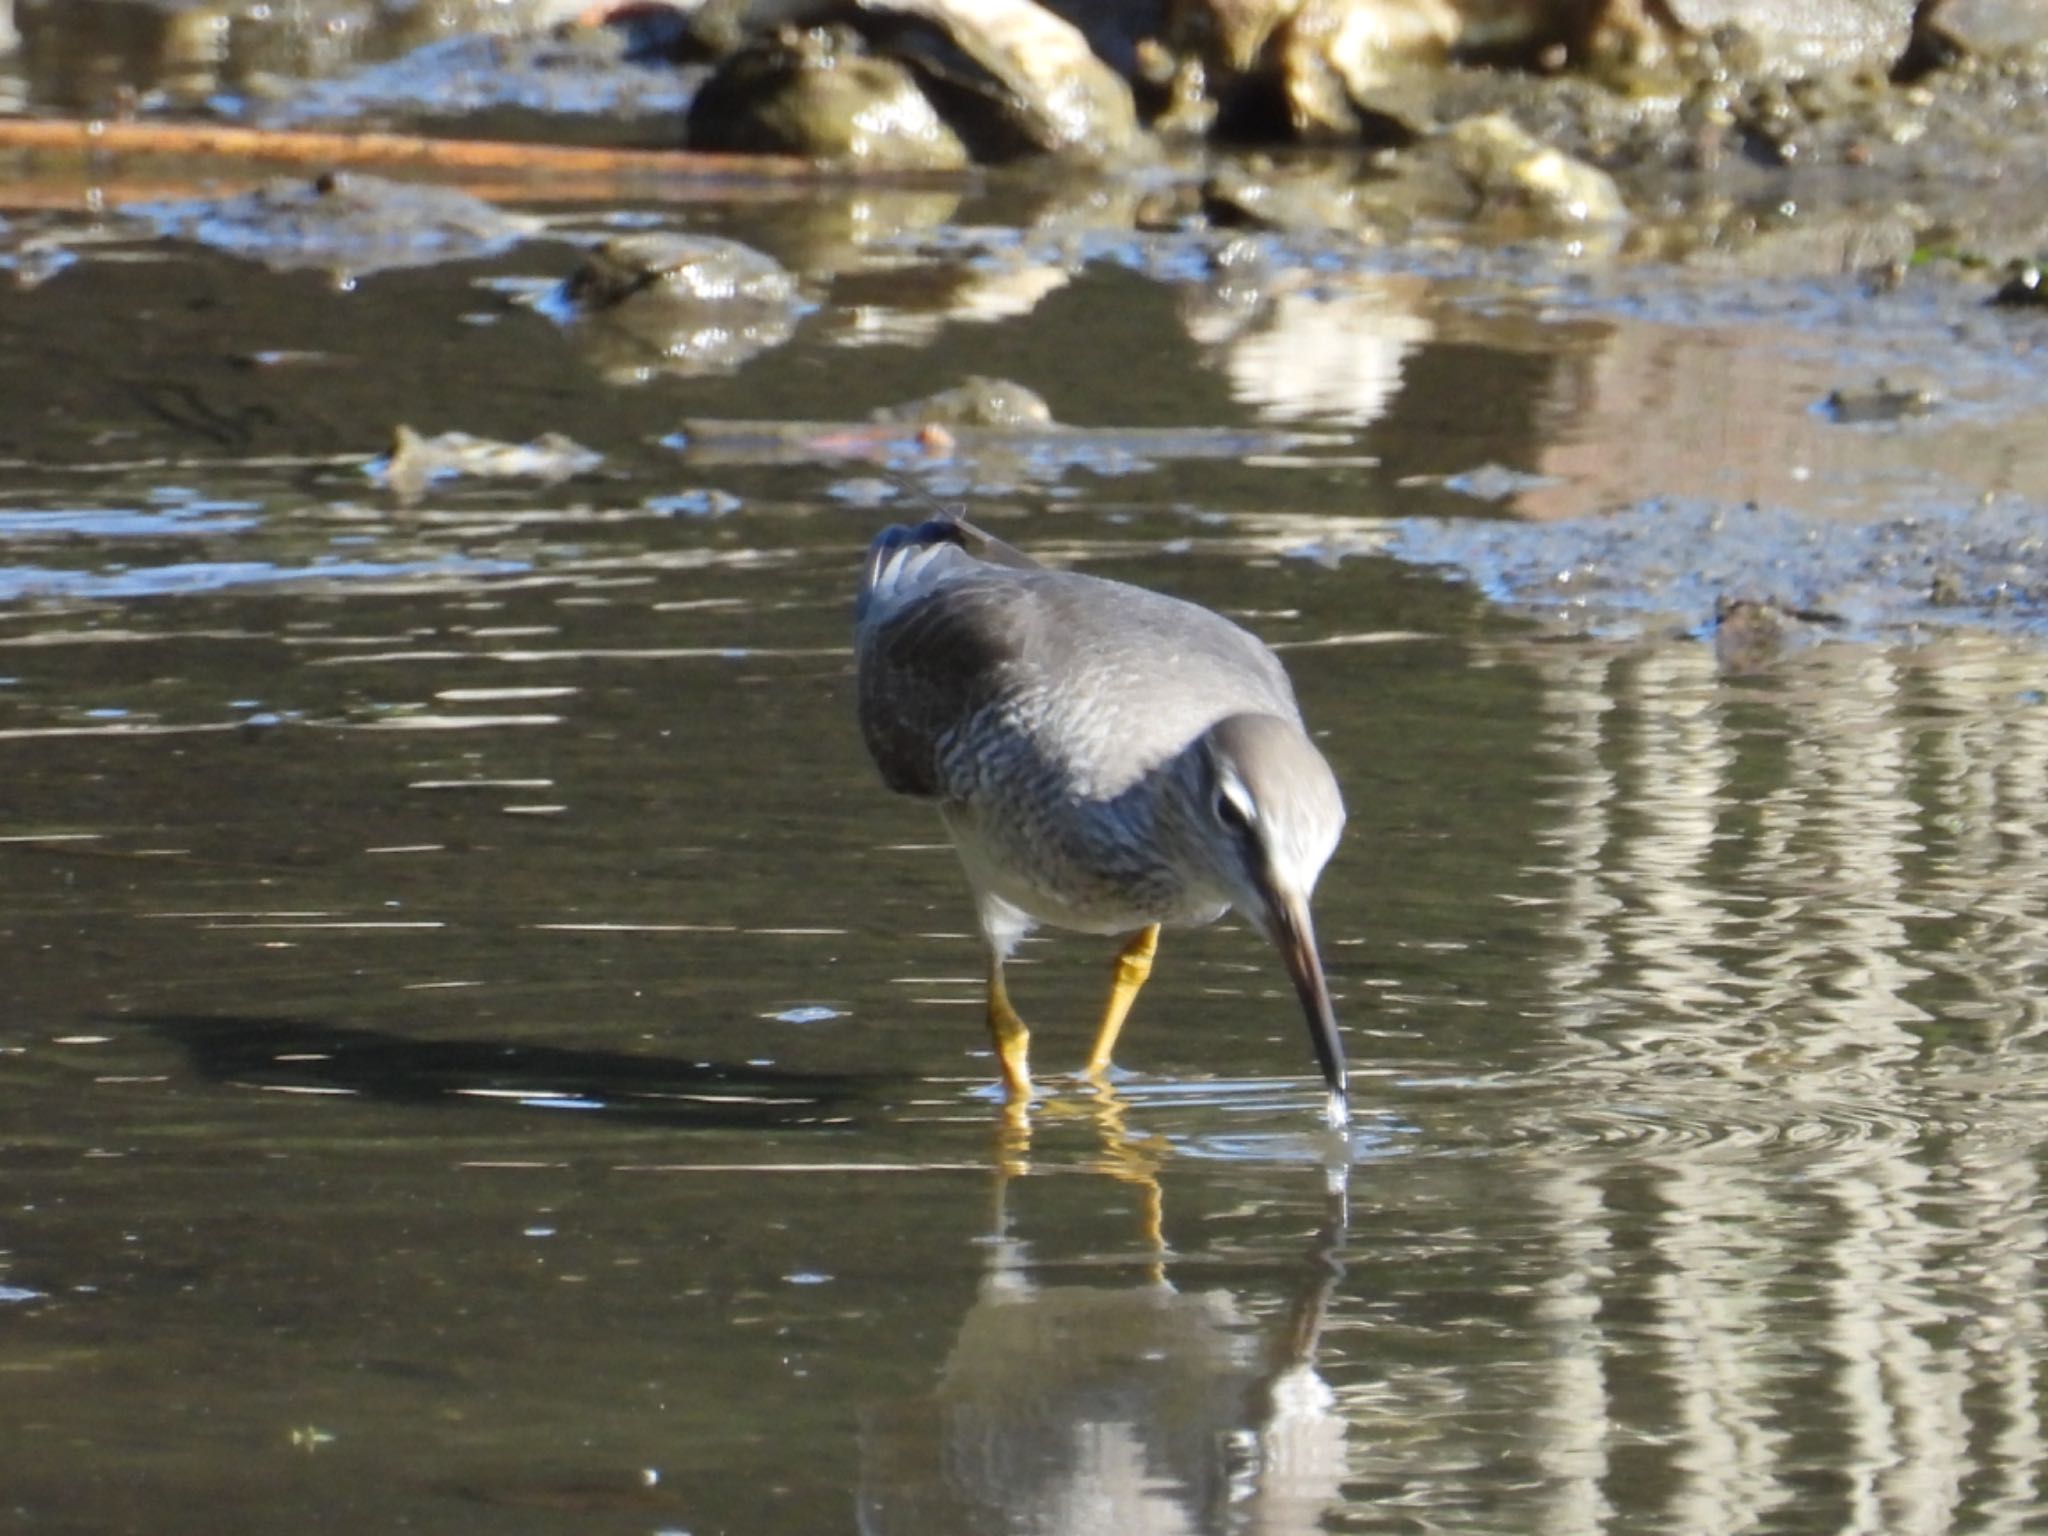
[0,115,969,205]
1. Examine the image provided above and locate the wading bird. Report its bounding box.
[855,516,1350,1127]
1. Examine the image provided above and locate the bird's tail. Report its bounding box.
[857,514,1036,620]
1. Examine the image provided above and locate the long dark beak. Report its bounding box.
[1265,886,1348,1128]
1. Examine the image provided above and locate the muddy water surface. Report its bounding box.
[3,148,2048,1536]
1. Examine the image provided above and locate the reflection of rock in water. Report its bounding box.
[1180,259,1434,429]
[544,232,805,382]
[1711,595,1845,675]
[859,1189,1347,1536]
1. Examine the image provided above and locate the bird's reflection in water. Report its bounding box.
[992,1086,1176,1265]
[862,1088,1350,1535]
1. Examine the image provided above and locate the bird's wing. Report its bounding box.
[1021,577,1303,791]
[857,518,1302,800]
[857,568,1040,799]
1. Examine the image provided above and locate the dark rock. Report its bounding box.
[686,24,972,169]
[1821,381,1938,423]
[1990,262,2047,307]
[130,171,540,280]
[687,0,1144,165]
[547,233,806,381]
[872,377,1055,427]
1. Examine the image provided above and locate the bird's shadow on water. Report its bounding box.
[126,1013,875,1131]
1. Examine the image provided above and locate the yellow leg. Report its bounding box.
[987,960,1033,1103]
[1084,923,1160,1078]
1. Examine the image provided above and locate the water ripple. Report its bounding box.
[1505,1087,1927,1163]
[0,554,527,603]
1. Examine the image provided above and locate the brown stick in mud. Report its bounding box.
[0,116,967,205]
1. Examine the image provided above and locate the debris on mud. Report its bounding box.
[1376,497,2048,642]
[1411,463,1566,503]
[1820,380,1939,424]
[368,425,604,502]
[256,25,700,135]
[0,218,78,289]
[672,376,1350,489]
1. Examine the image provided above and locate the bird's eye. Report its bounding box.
[1214,789,1252,831]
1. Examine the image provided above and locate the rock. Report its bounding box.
[1821,380,1938,423]
[0,221,76,289]
[686,24,973,170]
[1711,595,1840,673]
[873,0,1145,159]
[1156,0,1452,140]
[871,376,1055,427]
[1989,262,2047,308]
[1660,0,2044,78]
[1662,0,1908,71]
[1198,155,1378,232]
[1441,111,1628,226]
[687,0,1145,164]
[547,233,806,381]
[1908,0,2048,61]
[1274,0,1460,139]
[560,231,799,308]
[131,171,540,280]
[1158,0,1685,142]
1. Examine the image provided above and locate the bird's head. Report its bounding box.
[1186,713,1349,1127]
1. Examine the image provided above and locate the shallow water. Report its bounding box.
[6,87,2048,1536]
